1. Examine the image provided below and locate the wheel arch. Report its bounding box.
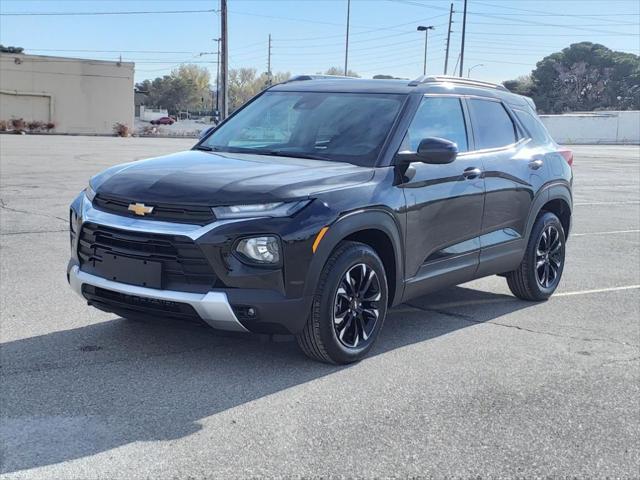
[525,181,572,242]
[303,208,405,307]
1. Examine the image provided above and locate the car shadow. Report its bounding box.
[0,285,531,474]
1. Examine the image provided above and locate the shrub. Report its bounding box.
[0,120,7,131]
[27,120,44,132]
[10,118,25,131]
[45,122,55,132]
[142,125,158,136]
[113,122,129,137]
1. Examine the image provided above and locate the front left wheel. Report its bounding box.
[296,241,388,364]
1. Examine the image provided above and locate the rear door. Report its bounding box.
[399,95,486,299]
[465,97,547,276]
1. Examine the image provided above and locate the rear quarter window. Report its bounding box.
[467,98,517,150]
[514,108,553,145]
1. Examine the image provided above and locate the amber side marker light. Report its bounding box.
[312,227,329,253]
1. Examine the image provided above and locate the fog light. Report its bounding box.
[236,236,280,264]
[232,305,260,322]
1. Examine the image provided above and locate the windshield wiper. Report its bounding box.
[193,144,214,151]
[194,145,330,161]
[255,150,331,161]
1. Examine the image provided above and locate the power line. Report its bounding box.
[467,11,635,36]
[21,48,197,54]
[270,13,450,41]
[0,8,217,16]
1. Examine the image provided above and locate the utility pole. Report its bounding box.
[211,38,221,119]
[344,0,351,76]
[444,3,454,75]
[267,34,272,86]
[220,0,228,120]
[459,0,468,77]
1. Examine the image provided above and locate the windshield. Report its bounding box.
[200,91,405,166]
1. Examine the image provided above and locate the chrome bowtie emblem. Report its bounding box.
[127,203,154,216]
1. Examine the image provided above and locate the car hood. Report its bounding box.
[94,150,374,205]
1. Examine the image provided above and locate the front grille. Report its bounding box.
[78,222,220,293]
[82,285,203,323]
[93,193,215,225]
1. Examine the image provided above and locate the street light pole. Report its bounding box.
[417,25,435,76]
[467,63,484,78]
[344,0,351,76]
[213,38,221,118]
[220,0,228,120]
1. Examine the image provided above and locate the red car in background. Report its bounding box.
[150,116,176,125]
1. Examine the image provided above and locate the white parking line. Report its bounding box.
[395,285,640,312]
[555,285,640,297]
[572,229,640,237]
[574,201,640,206]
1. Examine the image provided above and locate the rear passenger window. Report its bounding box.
[400,96,468,152]
[467,98,516,150]
[514,109,551,145]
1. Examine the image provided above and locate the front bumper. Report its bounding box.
[68,191,320,334]
[68,264,248,332]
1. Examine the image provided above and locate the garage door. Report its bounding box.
[0,92,50,122]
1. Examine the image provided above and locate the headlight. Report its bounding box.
[212,200,309,219]
[85,183,96,202]
[236,236,281,265]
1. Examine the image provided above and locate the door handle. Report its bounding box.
[529,159,544,170]
[462,167,482,179]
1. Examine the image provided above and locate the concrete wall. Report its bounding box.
[0,53,134,135]
[540,111,640,145]
[139,105,168,122]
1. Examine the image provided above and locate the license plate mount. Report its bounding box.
[97,254,162,289]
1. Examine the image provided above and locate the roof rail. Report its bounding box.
[284,74,359,83]
[408,75,508,91]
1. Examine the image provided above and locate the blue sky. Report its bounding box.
[1,0,639,84]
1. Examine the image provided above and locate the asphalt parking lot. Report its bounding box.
[1,136,638,478]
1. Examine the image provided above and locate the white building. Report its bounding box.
[0,53,134,135]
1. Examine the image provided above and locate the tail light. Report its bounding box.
[558,148,573,167]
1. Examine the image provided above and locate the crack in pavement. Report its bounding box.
[0,197,67,223]
[1,228,68,236]
[403,302,639,348]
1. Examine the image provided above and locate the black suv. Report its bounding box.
[68,75,573,364]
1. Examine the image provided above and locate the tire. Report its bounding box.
[506,211,566,301]
[296,241,388,364]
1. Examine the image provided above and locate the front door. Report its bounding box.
[398,95,485,299]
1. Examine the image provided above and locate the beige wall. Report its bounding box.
[0,53,134,134]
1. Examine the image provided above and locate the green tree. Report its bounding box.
[502,75,534,96]
[136,64,212,114]
[323,67,360,77]
[228,68,290,112]
[504,43,640,113]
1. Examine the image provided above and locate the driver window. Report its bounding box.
[400,96,468,153]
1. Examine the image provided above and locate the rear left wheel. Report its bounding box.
[506,211,566,301]
[296,241,388,364]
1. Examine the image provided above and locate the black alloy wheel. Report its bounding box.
[506,211,566,301]
[333,263,382,349]
[535,224,563,289]
[297,241,388,364]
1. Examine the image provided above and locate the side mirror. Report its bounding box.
[199,125,215,139]
[416,137,458,164]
